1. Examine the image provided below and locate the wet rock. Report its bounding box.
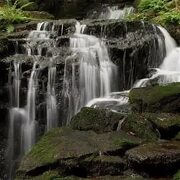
[167,25,180,46]
[175,132,180,141]
[35,0,134,19]
[16,127,141,178]
[70,107,125,133]
[126,141,180,176]
[145,113,180,139]
[121,113,159,141]
[0,37,15,59]
[129,83,180,113]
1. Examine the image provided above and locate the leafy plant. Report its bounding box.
[138,0,168,13]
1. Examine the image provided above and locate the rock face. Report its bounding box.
[70,107,125,133]
[126,141,180,176]
[129,83,180,113]
[35,0,135,19]
[121,113,159,141]
[16,127,141,179]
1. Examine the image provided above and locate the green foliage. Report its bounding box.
[159,10,180,24]
[127,0,180,26]
[138,0,168,13]
[6,24,14,33]
[0,0,34,33]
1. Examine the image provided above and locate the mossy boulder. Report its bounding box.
[129,83,180,113]
[175,132,180,141]
[17,127,142,179]
[126,141,180,176]
[70,107,125,133]
[121,113,159,141]
[173,170,180,180]
[121,113,180,140]
[146,113,180,139]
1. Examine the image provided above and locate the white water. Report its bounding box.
[86,91,129,112]
[7,22,59,178]
[21,62,38,153]
[134,26,179,87]
[88,26,179,110]
[99,6,134,19]
[63,22,118,123]
[47,59,58,130]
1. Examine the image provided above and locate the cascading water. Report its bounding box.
[7,22,59,178]
[98,6,134,20]
[134,26,179,87]
[47,58,58,130]
[88,25,179,110]
[21,62,38,153]
[63,22,118,123]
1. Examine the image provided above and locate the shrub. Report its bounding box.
[138,0,168,13]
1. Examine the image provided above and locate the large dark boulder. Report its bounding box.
[126,141,180,176]
[121,113,160,141]
[129,83,180,113]
[16,127,141,179]
[70,107,125,133]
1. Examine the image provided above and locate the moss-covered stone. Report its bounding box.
[17,127,142,179]
[173,170,180,180]
[129,83,180,113]
[16,170,60,180]
[70,107,125,133]
[121,113,159,141]
[145,113,180,139]
[126,141,180,176]
[26,11,54,20]
[122,113,180,140]
[82,155,125,176]
[175,132,180,141]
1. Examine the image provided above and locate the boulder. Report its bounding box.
[121,113,180,140]
[175,132,180,141]
[70,107,125,133]
[126,141,180,176]
[173,170,180,180]
[146,113,180,139]
[16,127,142,178]
[121,113,159,141]
[129,83,180,113]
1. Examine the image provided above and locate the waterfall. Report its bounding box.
[99,6,134,19]
[88,25,179,110]
[13,62,21,108]
[7,22,59,178]
[21,62,38,153]
[47,59,58,130]
[134,26,179,87]
[63,22,118,123]
[158,26,177,55]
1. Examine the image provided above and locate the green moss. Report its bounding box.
[130,83,180,104]
[129,83,180,112]
[173,170,180,180]
[175,132,180,140]
[17,128,141,178]
[70,107,124,133]
[145,113,180,129]
[121,113,159,141]
[28,170,60,180]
